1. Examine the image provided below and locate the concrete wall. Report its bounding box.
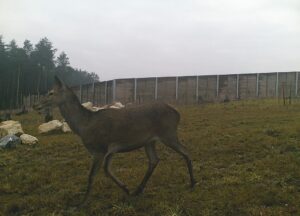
[239,74,257,99]
[94,82,106,106]
[69,71,300,105]
[178,76,197,104]
[115,79,135,104]
[156,77,176,103]
[198,75,217,102]
[257,73,278,98]
[278,72,296,98]
[106,81,114,104]
[136,78,156,104]
[218,75,238,100]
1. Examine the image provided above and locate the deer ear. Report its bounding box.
[54,76,64,89]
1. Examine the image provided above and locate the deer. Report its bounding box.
[35,76,196,206]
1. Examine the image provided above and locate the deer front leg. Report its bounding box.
[132,142,159,196]
[103,153,130,194]
[78,153,103,206]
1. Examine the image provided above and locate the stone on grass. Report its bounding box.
[91,107,103,111]
[20,134,38,145]
[82,101,111,112]
[62,121,72,133]
[109,102,125,109]
[0,120,24,136]
[0,128,8,138]
[82,101,125,111]
[82,102,94,111]
[0,135,21,149]
[38,120,63,134]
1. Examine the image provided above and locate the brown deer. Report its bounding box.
[36,76,196,206]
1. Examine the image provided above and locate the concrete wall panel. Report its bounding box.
[198,75,217,101]
[115,79,134,104]
[136,78,156,104]
[81,84,89,103]
[218,75,237,100]
[106,81,113,104]
[87,84,94,103]
[239,74,257,99]
[157,77,176,103]
[266,73,277,97]
[94,82,106,106]
[279,72,296,97]
[258,73,267,98]
[178,76,197,104]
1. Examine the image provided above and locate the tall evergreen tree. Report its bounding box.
[23,39,33,56]
[0,36,99,110]
[57,51,70,68]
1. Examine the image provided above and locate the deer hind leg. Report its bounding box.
[132,141,159,196]
[78,153,103,206]
[161,134,196,188]
[103,153,130,194]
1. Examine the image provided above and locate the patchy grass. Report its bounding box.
[1,99,300,215]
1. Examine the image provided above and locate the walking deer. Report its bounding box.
[36,76,196,206]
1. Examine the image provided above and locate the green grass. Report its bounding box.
[1,99,300,215]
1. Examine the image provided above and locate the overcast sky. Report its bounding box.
[0,0,299,80]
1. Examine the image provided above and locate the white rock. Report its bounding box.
[82,101,110,112]
[109,105,119,109]
[82,101,125,111]
[98,105,109,110]
[38,120,63,134]
[82,102,94,111]
[20,134,38,145]
[62,122,72,133]
[111,102,124,109]
[0,128,8,138]
[0,120,24,136]
[93,106,106,111]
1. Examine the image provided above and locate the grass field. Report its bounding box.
[1,100,300,215]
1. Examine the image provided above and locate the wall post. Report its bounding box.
[113,79,116,102]
[216,75,219,97]
[155,77,158,100]
[256,73,259,97]
[295,72,298,96]
[104,81,107,104]
[175,76,178,101]
[196,76,199,103]
[276,72,279,97]
[236,74,239,99]
[92,81,95,105]
[134,78,137,102]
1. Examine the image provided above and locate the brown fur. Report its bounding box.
[37,76,196,206]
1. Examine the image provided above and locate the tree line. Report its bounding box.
[0,35,99,110]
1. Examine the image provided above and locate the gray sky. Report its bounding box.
[1,0,299,81]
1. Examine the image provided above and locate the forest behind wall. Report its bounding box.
[0,35,99,110]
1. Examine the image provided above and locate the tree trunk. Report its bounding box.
[16,65,21,108]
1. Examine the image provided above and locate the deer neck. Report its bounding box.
[58,97,91,136]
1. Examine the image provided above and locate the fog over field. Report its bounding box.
[1,0,300,80]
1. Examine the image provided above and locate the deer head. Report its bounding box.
[33,76,74,111]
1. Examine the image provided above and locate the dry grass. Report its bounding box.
[1,99,300,215]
